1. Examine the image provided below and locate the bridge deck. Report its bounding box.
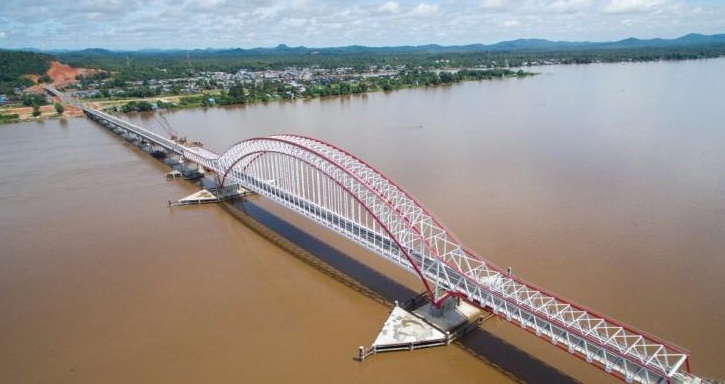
[69,89,705,384]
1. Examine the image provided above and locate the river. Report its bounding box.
[1,58,724,383]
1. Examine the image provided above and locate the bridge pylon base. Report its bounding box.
[168,184,254,207]
[357,298,482,361]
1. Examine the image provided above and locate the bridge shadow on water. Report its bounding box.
[224,198,579,384]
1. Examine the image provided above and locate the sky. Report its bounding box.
[0,0,724,50]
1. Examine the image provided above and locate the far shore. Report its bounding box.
[2,74,526,125]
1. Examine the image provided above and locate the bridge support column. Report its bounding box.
[177,161,203,180]
[430,296,460,318]
[358,297,481,361]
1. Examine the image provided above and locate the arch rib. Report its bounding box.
[216,141,436,300]
[180,134,693,384]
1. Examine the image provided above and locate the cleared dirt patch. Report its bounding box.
[24,61,92,93]
[47,61,88,87]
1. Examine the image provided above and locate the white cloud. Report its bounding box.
[0,0,723,49]
[378,1,400,13]
[548,0,593,13]
[252,4,285,20]
[479,0,510,10]
[283,17,308,28]
[196,0,227,7]
[602,0,671,14]
[410,2,439,16]
[480,0,594,15]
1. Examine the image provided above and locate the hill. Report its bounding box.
[0,50,53,96]
[2,32,725,94]
[42,32,724,74]
[52,32,725,56]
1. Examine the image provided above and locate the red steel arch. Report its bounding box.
[216,136,437,300]
[65,82,707,383]
[212,135,483,302]
[181,134,694,384]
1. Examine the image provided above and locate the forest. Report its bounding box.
[0,50,53,96]
[53,43,725,82]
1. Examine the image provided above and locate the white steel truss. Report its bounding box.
[73,96,702,384]
[180,134,698,384]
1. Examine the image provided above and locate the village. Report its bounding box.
[67,64,406,101]
[1,55,572,121]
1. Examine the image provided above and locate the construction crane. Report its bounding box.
[155,112,190,145]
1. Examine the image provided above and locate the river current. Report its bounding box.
[1,58,724,383]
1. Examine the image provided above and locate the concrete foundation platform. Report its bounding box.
[413,300,481,332]
[168,185,253,207]
[373,306,447,347]
[358,299,483,361]
[172,189,219,205]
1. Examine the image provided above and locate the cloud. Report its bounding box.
[479,0,509,11]
[602,0,671,14]
[378,1,400,13]
[252,4,285,20]
[481,0,594,15]
[196,0,228,8]
[548,0,593,13]
[410,2,439,16]
[0,0,723,49]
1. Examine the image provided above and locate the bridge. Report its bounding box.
[46,86,704,384]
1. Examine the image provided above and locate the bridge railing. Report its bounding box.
[83,106,181,153]
[72,94,702,384]
[183,139,691,383]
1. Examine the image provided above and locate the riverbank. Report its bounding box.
[0,105,58,124]
[92,69,535,115]
[0,60,91,125]
[0,103,84,125]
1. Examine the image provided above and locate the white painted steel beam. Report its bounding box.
[78,104,702,384]
[179,134,694,384]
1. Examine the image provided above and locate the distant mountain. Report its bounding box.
[487,38,589,51]
[596,33,725,49]
[226,33,725,55]
[671,32,725,45]
[19,32,725,58]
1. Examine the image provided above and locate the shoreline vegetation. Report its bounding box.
[0,68,530,124]
[109,68,533,114]
[2,66,534,124]
[2,33,725,123]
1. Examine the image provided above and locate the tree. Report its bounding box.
[21,93,47,107]
[54,102,64,115]
[0,50,52,97]
[32,105,41,117]
[439,72,456,83]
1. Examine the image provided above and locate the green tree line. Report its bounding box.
[54,44,725,83]
[0,50,53,97]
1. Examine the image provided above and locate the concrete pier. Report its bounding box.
[413,298,481,333]
[373,306,447,348]
[168,184,254,207]
[358,298,483,361]
[171,189,219,205]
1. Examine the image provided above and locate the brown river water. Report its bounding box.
[1,59,724,383]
